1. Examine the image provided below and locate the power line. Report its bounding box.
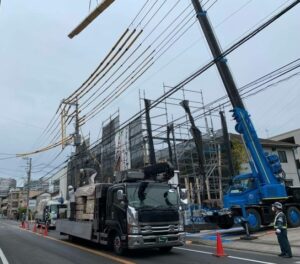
[80,8,196,119]
[80,1,299,154]
[32,1,299,181]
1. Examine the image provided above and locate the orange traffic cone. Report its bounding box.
[21,221,25,229]
[43,225,48,237]
[214,232,227,257]
[33,223,37,233]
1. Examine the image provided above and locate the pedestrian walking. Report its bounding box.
[272,202,293,258]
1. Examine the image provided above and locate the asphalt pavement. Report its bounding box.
[1,220,300,264]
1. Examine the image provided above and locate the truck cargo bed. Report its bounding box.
[56,219,93,240]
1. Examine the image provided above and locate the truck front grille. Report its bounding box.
[140,224,179,235]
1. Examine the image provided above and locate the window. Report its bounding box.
[285,179,293,187]
[53,179,60,192]
[112,188,123,207]
[278,150,287,163]
[296,159,300,169]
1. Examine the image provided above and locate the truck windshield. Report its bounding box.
[127,183,179,209]
[50,205,58,214]
[229,178,256,194]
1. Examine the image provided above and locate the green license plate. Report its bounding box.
[158,236,168,243]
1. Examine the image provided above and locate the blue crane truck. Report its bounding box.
[191,0,300,232]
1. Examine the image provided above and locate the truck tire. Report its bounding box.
[286,206,300,227]
[246,208,261,232]
[113,233,126,256]
[159,246,173,253]
[217,215,234,229]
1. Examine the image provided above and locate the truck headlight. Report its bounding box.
[128,225,140,234]
[127,205,138,225]
[178,224,184,232]
[127,206,139,234]
[179,210,184,231]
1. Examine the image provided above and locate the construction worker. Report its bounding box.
[272,202,292,258]
[68,185,75,221]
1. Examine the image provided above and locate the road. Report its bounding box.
[0,220,299,264]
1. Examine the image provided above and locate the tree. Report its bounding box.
[231,139,248,174]
[18,207,32,221]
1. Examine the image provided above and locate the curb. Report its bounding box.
[186,239,300,257]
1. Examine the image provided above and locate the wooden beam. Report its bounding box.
[68,0,115,39]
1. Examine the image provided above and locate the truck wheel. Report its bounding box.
[246,208,261,232]
[113,233,126,256]
[217,215,234,229]
[286,206,300,227]
[159,246,173,253]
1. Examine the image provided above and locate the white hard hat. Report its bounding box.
[272,202,283,210]
[68,185,74,190]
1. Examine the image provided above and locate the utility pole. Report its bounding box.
[61,98,81,152]
[25,157,32,222]
[74,98,81,154]
[61,98,82,188]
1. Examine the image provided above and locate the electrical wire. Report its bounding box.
[80,9,196,118]
[30,1,299,182]
[80,1,300,155]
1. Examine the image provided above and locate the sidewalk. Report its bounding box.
[186,227,300,257]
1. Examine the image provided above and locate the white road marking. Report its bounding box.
[0,248,9,264]
[228,256,276,264]
[174,247,277,264]
[174,247,212,255]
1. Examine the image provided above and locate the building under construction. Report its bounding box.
[66,83,236,208]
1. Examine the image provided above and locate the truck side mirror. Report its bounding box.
[117,190,125,201]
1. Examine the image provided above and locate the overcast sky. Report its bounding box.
[0,0,299,185]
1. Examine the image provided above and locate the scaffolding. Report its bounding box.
[139,84,230,206]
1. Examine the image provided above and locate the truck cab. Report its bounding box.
[36,200,67,228]
[224,174,260,208]
[99,181,185,254]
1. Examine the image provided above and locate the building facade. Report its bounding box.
[235,134,300,186]
[0,178,16,198]
[24,180,49,192]
[7,188,21,219]
[6,188,42,219]
[0,198,8,216]
[270,128,300,178]
[46,167,68,201]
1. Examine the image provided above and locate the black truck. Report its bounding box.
[56,169,185,255]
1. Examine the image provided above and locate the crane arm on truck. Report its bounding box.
[191,0,287,195]
[190,0,300,232]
